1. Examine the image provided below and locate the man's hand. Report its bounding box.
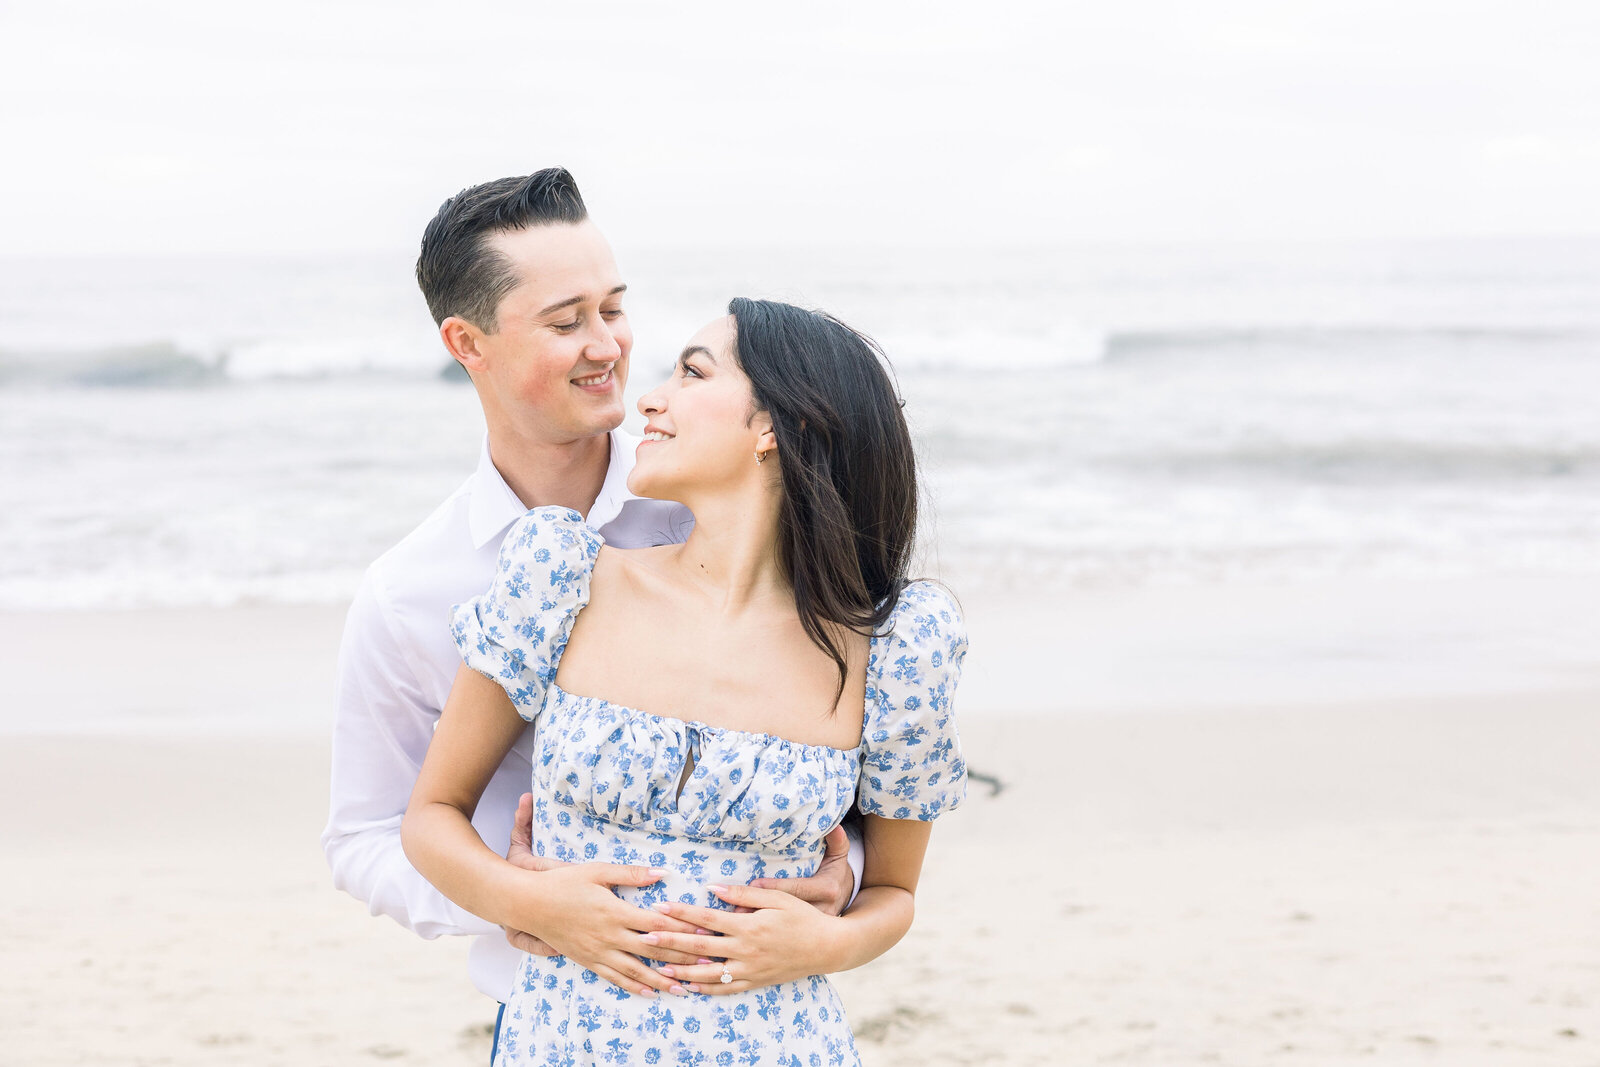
[747,823,853,916]
[502,793,563,955]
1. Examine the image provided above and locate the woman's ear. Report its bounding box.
[750,409,777,455]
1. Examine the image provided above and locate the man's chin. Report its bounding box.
[574,406,627,439]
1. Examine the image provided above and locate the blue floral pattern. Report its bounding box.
[451,506,967,1066]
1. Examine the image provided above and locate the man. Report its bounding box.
[320,169,856,1043]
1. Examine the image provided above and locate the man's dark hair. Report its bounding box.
[415,168,588,331]
[727,297,921,710]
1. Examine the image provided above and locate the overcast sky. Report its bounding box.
[3,0,1598,255]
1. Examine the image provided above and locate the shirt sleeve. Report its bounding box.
[450,506,603,721]
[320,568,500,940]
[857,581,970,821]
[845,819,865,905]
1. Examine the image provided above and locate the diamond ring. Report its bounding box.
[719,965,733,985]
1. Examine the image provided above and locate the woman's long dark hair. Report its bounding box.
[727,297,919,709]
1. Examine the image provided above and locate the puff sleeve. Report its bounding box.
[450,505,602,721]
[857,581,969,820]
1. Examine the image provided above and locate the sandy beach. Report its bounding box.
[2,573,1597,1066]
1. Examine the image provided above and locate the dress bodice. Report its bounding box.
[534,683,860,856]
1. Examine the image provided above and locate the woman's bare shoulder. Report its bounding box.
[589,543,681,601]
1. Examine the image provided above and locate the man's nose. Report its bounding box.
[587,318,622,361]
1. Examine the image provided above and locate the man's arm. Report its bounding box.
[321,571,498,939]
[748,820,860,915]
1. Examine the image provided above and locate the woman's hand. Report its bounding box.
[501,792,709,978]
[638,884,844,995]
[513,862,710,997]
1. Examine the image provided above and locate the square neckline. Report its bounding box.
[545,682,868,757]
[544,616,895,757]
[547,543,902,751]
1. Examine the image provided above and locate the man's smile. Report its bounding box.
[572,368,615,391]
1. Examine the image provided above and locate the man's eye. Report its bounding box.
[601,308,624,319]
[553,320,580,331]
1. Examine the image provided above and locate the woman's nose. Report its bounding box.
[638,388,663,416]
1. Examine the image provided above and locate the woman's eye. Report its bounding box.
[682,364,703,379]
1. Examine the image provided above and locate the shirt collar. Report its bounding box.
[466,429,643,550]
[588,428,641,530]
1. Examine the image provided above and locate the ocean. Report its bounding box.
[3,237,1597,610]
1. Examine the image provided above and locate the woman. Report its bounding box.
[403,298,967,1066]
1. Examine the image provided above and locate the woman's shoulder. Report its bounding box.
[879,580,965,652]
[867,579,968,696]
[480,508,604,617]
[501,505,603,560]
[453,507,603,717]
[887,579,961,618]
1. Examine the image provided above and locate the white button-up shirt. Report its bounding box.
[321,430,693,1000]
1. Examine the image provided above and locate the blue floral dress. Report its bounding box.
[451,506,968,1067]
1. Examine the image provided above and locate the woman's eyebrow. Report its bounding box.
[678,345,717,367]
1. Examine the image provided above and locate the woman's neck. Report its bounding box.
[668,492,788,614]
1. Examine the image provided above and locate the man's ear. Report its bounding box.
[440,316,487,375]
